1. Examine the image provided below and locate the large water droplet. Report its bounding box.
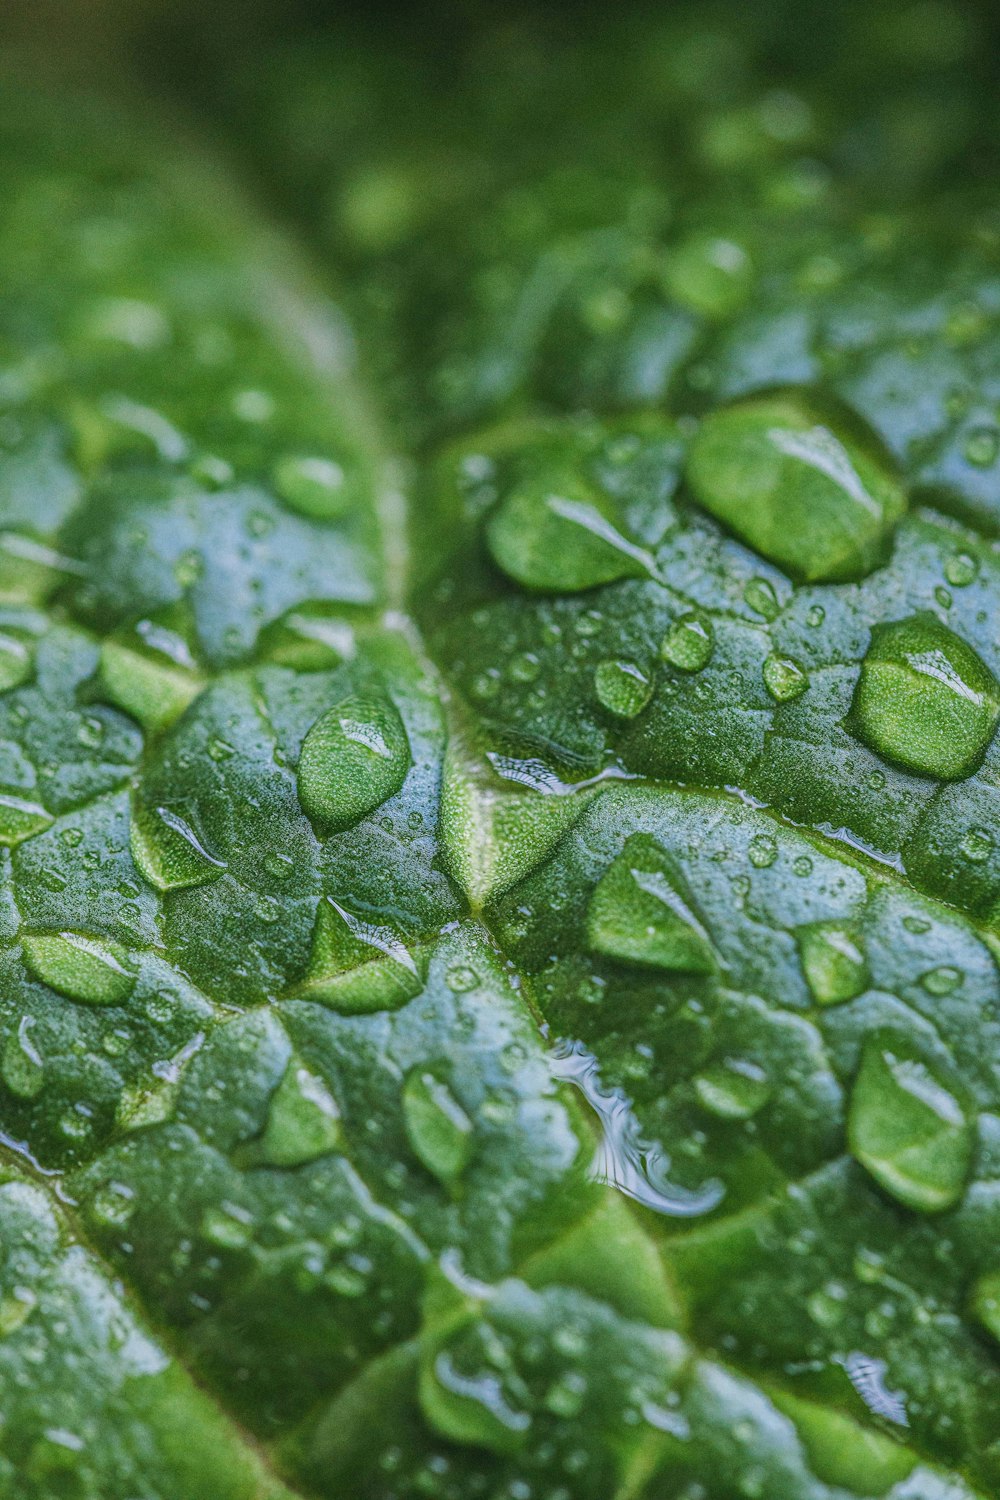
[273,454,351,519]
[693,1057,771,1119]
[130,800,227,892]
[850,613,1000,780]
[848,1032,972,1213]
[297,692,411,831]
[486,470,655,592]
[687,389,906,581]
[252,1061,342,1168]
[1,1016,44,1099]
[762,653,809,702]
[0,793,53,847]
[973,1269,1000,1347]
[594,658,652,719]
[0,632,32,693]
[660,612,714,672]
[666,233,753,319]
[292,896,423,1013]
[99,619,203,732]
[22,931,136,1006]
[797,922,868,1005]
[403,1069,473,1185]
[587,834,714,973]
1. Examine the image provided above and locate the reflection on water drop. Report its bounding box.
[551,1040,723,1217]
[839,1351,909,1427]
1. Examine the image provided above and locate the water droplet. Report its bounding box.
[190,454,234,489]
[934,585,952,610]
[797,922,867,1005]
[0,632,31,693]
[850,613,1000,779]
[963,424,999,467]
[687,390,906,581]
[587,834,714,973]
[99,626,202,733]
[743,578,780,620]
[173,549,203,589]
[1,1016,44,1099]
[945,552,978,588]
[763,653,809,702]
[22,931,136,1006]
[90,1181,136,1230]
[130,801,227,892]
[660,613,714,672]
[793,855,813,877]
[294,897,422,1014]
[920,964,963,996]
[486,469,655,592]
[0,1286,36,1337]
[445,964,479,993]
[201,1202,254,1250]
[666,233,753,319]
[232,388,275,424]
[848,1032,972,1213]
[0,794,53,848]
[973,1269,1000,1345]
[594,659,652,719]
[298,692,411,832]
[403,1069,473,1185]
[806,604,826,628]
[273,454,350,519]
[263,850,294,882]
[961,826,994,862]
[543,1370,588,1418]
[253,1062,341,1168]
[748,834,777,868]
[694,1057,771,1119]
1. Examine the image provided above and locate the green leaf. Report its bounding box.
[3,7,1000,1496]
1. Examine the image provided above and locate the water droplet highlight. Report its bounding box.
[850,613,1000,780]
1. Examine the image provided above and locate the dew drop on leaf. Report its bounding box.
[849,613,1000,780]
[848,1033,973,1213]
[587,834,714,973]
[403,1069,473,1185]
[297,691,411,831]
[22,931,137,1007]
[687,389,906,581]
[797,922,868,1005]
[593,658,652,718]
[660,613,714,672]
[762,653,809,701]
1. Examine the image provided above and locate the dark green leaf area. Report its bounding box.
[0,1160,299,1500]
[490,782,1000,1483]
[426,439,1000,923]
[71,928,602,1436]
[129,634,461,1007]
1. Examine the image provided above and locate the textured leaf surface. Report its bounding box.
[3,3,1000,1496]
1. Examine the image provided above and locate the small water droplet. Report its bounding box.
[594,659,652,719]
[273,454,350,519]
[660,613,714,672]
[762,654,809,702]
[748,834,777,868]
[403,1069,473,1185]
[963,425,999,467]
[921,964,963,996]
[945,552,978,588]
[743,578,780,620]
